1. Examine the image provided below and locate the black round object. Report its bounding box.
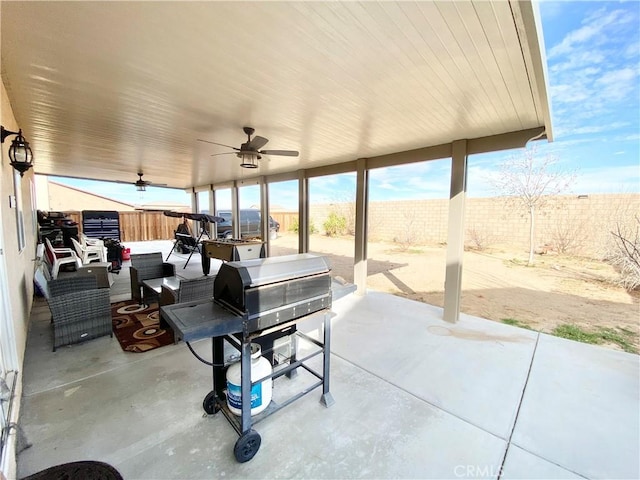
[234,430,261,463]
[203,391,219,415]
[22,461,123,480]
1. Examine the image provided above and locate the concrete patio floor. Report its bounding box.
[17,241,639,479]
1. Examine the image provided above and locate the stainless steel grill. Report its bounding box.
[161,253,345,463]
[163,254,332,341]
[214,253,332,333]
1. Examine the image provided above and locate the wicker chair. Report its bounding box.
[159,275,214,336]
[159,275,215,307]
[129,252,176,303]
[47,275,113,351]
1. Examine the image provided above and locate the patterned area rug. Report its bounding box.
[111,300,175,352]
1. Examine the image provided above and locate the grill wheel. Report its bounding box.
[234,429,261,463]
[202,391,219,415]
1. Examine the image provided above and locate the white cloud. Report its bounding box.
[545,3,639,140]
[368,160,452,200]
[595,67,640,102]
[569,122,631,135]
[572,165,640,194]
[542,138,597,149]
[406,176,448,194]
[537,0,565,21]
[624,40,640,59]
[550,83,591,103]
[548,8,630,59]
[617,133,640,142]
[467,163,502,197]
[550,52,605,75]
[375,181,399,191]
[598,66,638,85]
[269,181,299,211]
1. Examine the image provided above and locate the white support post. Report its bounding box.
[190,188,199,234]
[260,178,270,255]
[298,170,309,253]
[231,182,240,239]
[354,158,369,295]
[443,139,468,323]
[209,185,216,238]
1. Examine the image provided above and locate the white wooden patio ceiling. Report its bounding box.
[1,0,552,190]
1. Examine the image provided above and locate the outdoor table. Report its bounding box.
[141,275,182,306]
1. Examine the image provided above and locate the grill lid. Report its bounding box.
[223,253,330,288]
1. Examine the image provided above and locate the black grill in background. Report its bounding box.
[82,210,120,240]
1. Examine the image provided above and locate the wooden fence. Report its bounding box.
[65,211,184,242]
[270,212,298,233]
[65,210,300,243]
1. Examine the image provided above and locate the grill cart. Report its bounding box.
[161,254,352,462]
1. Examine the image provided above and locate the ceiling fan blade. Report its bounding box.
[247,135,269,150]
[210,152,235,157]
[197,138,239,151]
[260,150,299,157]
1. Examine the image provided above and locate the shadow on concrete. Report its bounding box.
[271,244,408,284]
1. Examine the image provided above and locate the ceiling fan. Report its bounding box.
[197,126,299,169]
[127,172,167,191]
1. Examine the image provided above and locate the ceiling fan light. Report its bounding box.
[240,153,259,169]
[136,184,146,192]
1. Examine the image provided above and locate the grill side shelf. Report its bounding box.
[161,299,244,341]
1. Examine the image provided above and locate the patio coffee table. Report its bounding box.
[141,276,182,306]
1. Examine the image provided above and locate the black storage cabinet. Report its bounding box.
[82,210,121,240]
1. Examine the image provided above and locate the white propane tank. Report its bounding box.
[226,343,273,416]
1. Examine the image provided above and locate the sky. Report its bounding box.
[50,1,640,210]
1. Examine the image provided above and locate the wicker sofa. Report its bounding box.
[47,275,113,351]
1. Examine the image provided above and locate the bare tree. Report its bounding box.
[607,215,640,290]
[466,225,494,251]
[491,145,575,265]
[394,209,421,250]
[547,197,587,254]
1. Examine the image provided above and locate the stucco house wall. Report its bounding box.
[35,177,136,212]
[1,75,37,480]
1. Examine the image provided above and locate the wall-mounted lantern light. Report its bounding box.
[1,126,34,176]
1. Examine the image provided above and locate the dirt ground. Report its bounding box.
[271,232,640,353]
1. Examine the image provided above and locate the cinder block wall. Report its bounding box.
[297,193,639,256]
